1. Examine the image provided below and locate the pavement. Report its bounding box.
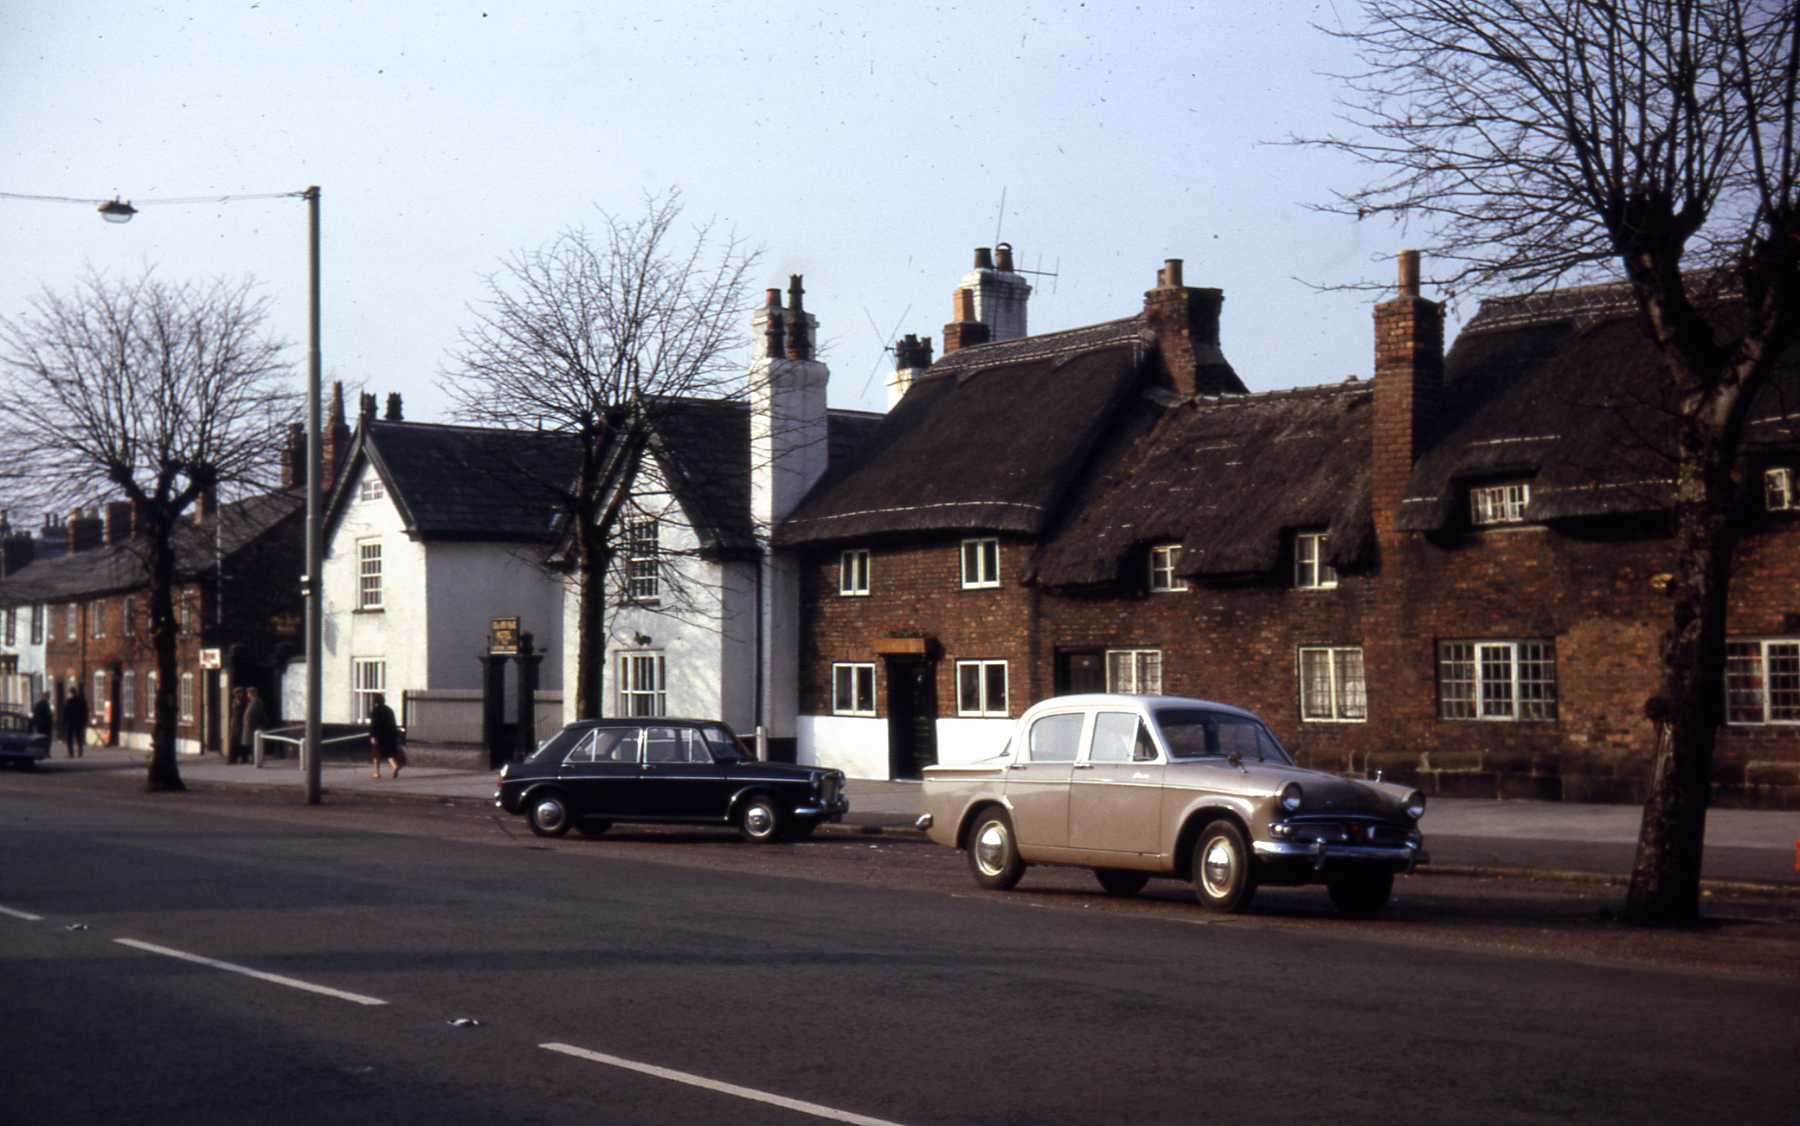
[26,743,1800,890]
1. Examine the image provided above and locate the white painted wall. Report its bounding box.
[797,714,1016,780]
[424,540,563,692]
[321,461,426,723]
[0,603,48,706]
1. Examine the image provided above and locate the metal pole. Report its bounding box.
[303,186,323,805]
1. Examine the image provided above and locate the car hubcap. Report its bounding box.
[974,821,1009,876]
[745,804,773,836]
[534,800,565,832]
[1201,837,1236,897]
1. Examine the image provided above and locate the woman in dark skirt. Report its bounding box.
[368,693,404,779]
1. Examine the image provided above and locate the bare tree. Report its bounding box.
[1302,0,1799,923]
[448,189,759,719]
[0,268,297,791]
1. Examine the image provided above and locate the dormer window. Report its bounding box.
[1294,532,1337,590]
[1470,481,1530,526]
[1149,544,1188,592]
[1766,467,1794,512]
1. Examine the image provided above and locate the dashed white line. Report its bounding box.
[540,1043,909,1126]
[0,904,43,921]
[113,938,388,1007]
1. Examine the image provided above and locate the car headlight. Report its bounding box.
[1404,790,1427,821]
[1279,782,1303,813]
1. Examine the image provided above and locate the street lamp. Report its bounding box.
[95,187,326,806]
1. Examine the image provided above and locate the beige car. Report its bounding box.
[916,694,1427,916]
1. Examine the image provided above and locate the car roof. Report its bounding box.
[1021,694,1261,722]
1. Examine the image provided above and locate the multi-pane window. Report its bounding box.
[94,670,107,725]
[839,549,871,596]
[30,605,43,645]
[1725,639,1800,725]
[1765,467,1794,512]
[1149,544,1187,592]
[352,658,387,720]
[1106,649,1163,695]
[179,593,194,635]
[1438,640,1557,721]
[1294,532,1338,589]
[66,603,77,641]
[146,671,158,722]
[955,660,1009,717]
[960,538,1000,589]
[1470,482,1530,526]
[626,520,660,602]
[122,671,136,720]
[91,601,106,639]
[1299,646,1367,722]
[357,540,384,610]
[359,475,386,503]
[831,663,876,716]
[618,651,667,717]
[123,597,136,637]
[179,672,195,724]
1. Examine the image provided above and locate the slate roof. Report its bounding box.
[329,421,586,543]
[1397,281,1800,531]
[0,491,303,605]
[1033,381,1374,587]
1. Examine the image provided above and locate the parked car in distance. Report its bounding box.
[0,708,52,769]
[916,694,1427,916]
[495,718,848,842]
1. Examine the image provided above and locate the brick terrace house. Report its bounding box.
[776,252,1799,805]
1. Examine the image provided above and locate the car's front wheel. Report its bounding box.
[737,794,784,843]
[1192,821,1256,913]
[526,791,572,838]
[967,808,1024,891]
[1326,869,1394,917]
[1093,868,1151,897]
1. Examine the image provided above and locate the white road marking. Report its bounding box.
[113,938,388,1007]
[540,1042,910,1126]
[0,904,43,921]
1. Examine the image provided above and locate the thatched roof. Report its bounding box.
[1033,381,1374,587]
[774,322,1150,547]
[1397,281,1800,531]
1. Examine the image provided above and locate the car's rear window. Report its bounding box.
[526,726,592,764]
[1153,708,1293,765]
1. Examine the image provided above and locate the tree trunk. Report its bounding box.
[572,517,609,721]
[144,520,185,793]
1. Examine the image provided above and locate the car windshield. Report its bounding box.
[700,724,753,763]
[1153,707,1294,765]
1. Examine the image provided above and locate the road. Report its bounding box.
[2,778,1796,1125]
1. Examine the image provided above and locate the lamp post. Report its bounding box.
[96,187,326,805]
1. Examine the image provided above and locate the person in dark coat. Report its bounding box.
[240,687,269,763]
[30,691,53,752]
[61,686,89,758]
[226,688,247,764]
[368,692,403,779]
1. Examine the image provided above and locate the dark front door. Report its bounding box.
[885,657,937,780]
[1056,650,1105,696]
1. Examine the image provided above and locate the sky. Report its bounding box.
[1,1,1436,423]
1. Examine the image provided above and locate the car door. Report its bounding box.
[1067,710,1164,854]
[1003,710,1086,850]
[637,725,727,818]
[559,726,642,817]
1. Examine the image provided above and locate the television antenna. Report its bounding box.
[859,302,914,401]
[992,186,1061,295]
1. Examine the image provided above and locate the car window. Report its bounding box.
[564,727,637,765]
[645,727,713,764]
[529,725,590,763]
[0,711,27,732]
[1028,713,1084,763]
[1154,708,1294,765]
[701,724,751,762]
[1088,712,1143,763]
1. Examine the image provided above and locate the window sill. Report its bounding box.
[838,590,871,598]
[354,606,386,615]
[959,583,1001,591]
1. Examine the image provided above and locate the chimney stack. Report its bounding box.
[956,243,1031,342]
[66,507,102,553]
[0,523,35,578]
[1141,258,1243,397]
[942,288,990,354]
[763,288,786,358]
[104,501,133,545]
[1371,249,1444,537]
[193,483,219,526]
[282,422,306,490]
[785,275,812,361]
[385,392,404,421]
[323,381,352,493]
[887,333,934,410]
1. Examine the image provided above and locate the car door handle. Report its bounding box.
[1072,763,1094,770]
[1007,763,1030,770]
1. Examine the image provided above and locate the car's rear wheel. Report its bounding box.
[1326,869,1394,917]
[737,794,784,843]
[1192,821,1256,913]
[1093,868,1151,897]
[574,820,612,839]
[526,792,572,838]
[967,808,1024,891]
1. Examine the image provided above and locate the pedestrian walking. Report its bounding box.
[368,692,403,779]
[62,685,89,758]
[30,691,53,755]
[240,686,269,764]
[227,687,247,764]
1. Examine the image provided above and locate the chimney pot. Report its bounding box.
[1397,249,1421,298]
[995,243,1015,272]
[765,287,782,308]
[974,247,994,270]
[784,275,811,361]
[1163,258,1184,288]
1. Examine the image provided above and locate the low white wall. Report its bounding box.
[797,714,889,779]
[933,717,1013,765]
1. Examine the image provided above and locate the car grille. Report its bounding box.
[1287,817,1411,847]
[818,774,841,804]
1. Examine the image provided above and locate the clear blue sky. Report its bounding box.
[2,1,1436,422]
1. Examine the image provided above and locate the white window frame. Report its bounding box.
[122,670,136,720]
[123,596,136,637]
[179,592,194,635]
[955,659,1009,717]
[179,672,195,724]
[31,604,43,645]
[831,662,877,716]
[1438,640,1557,721]
[1106,649,1163,695]
[1,608,12,647]
[94,669,108,724]
[618,651,667,717]
[352,658,387,720]
[1294,532,1338,590]
[146,671,158,722]
[1149,544,1188,592]
[1298,646,1367,722]
[960,538,1000,589]
[66,603,77,641]
[357,539,384,610]
[839,549,871,596]
[626,520,660,603]
[1765,467,1794,512]
[359,474,386,503]
[1725,638,1800,725]
[89,601,104,639]
[1470,481,1530,526]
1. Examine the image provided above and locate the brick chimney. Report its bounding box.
[1142,258,1244,398]
[322,381,352,493]
[104,501,133,545]
[385,392,404,421]
[281,422,306,490]
[957,244,1032,342]
[942,288,990,355]
[887,334,933,410]
[1371,250,1444,537]
[0,518,34,578]
[66,508,102,553]
[192,483,218,526]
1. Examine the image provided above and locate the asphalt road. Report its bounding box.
[3,782,1796,1126]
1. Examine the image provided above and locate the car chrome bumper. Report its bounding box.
[1254,839,1425,872]
[793,797,850,821]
